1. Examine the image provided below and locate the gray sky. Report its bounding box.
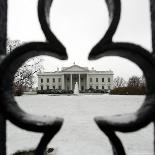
[8,0,151,80]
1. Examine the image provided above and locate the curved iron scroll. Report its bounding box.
[89,0,155,154]
[0,0,155,154]
[0,0,67,154]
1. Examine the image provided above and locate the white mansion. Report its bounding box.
[37,64,114,91]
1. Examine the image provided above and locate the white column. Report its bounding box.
[70,74,72,90]
[79,74,81,90]
[86,74,89,89]
[62,75,65,89]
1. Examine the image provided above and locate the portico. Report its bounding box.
[63,74,88,91]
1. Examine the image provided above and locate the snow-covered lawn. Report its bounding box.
[7,94,153,155]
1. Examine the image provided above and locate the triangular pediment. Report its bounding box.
[62,65,88,72]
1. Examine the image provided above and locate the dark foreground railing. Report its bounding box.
[0,0,155,154]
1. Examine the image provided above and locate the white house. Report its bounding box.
[37,64,114,91]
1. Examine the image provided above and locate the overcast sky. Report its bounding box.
[8,0,151,80]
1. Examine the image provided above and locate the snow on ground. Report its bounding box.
[7,94,153,155]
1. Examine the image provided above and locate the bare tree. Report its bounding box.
[7,39,21,53]
[127,75,141,87]
[14,57,44,92]
[139,75,146,87]
[113,76,126,88]
[7,39,44,94]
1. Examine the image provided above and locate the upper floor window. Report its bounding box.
[41,86,43,90]
[90,78,92,82]
[58,78,61,82]
[47,86,49,90]
[108,78,110,82]
[102,78,104,82]
[53,78,55,83]
[102,86,104,89]
[47,78,49,83]
[108,86,111,89]
[96,86,98,89]
[53,86,55,89]
[41,78,43,83]
[96,78,98,82]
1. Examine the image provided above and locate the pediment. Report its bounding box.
[62,65,88,72]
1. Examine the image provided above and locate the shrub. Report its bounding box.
[37,89,73,94]
[37,90,44,94]
[61,90,73,94]
[110,86,145,95]
[14,88,23,96]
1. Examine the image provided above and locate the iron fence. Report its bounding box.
[0,0,155,154]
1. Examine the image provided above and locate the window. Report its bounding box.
[47,86,49,90]
[102,86,104,89]
[53,86,55,89]
[41,78,43,83]
[53,78,55,83]
[58,78,61,82]
[41,86,43,90]
[90,78,92,82]
[108,86,111,89]
[90,86,92,89]
[67,78,69,81]
[47,78,49,83]
[108,78,110,82]
[59,86,61,90]
[102,78,104,82]
[81,78,83,82]
[96,78,98,82]
[96,86,98,89]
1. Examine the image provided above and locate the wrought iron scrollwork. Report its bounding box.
[0,0,67,154]
[0,0,155,154]
[89,0,155,154]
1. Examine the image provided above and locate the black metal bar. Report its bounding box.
[0,115,6,155]
[0,0,7,55]
[150,0,155,54]
[0,0,7,154]
[150,0,155,154]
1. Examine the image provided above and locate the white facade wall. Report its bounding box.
[37,65,114,91]
[88,74,113,90]
[38,75,62,90]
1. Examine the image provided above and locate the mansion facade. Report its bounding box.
[37,64,114,91]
